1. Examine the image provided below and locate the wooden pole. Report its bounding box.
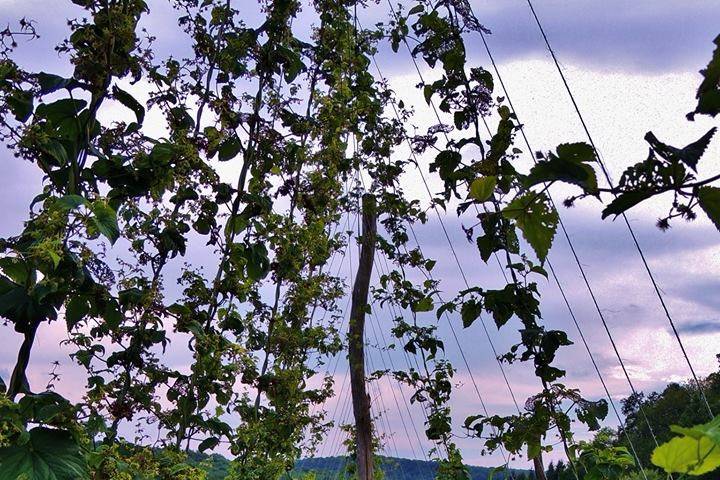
[533,454,548,480]
[348,194,377,480]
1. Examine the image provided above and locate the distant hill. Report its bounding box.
[186,451,232,480]
[191,453,530,480]
[291,455,513,480]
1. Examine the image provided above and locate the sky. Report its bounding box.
[1,0,720,471]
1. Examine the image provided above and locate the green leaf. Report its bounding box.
[527,437,542,460]
[89,200,120,245]
[471,67,494,91]
[555,142,596,163]
[698,186,720,231]
[530,265,548,278]
[430,150,462,181]
[468,176,496,202]
[0,277,57,334]
[36,73,75,95]
[18,392,74,424]
[170,106,195,130]
[57,195,86,211]
[671,415,720,444]
[651,435,720,475]
[198,437,220,453]
[279,46,304,83]
[475,234,495,263]
[218,136,242,161]
[503,192,558,262]
[246,243,269,281]
[528,161,591,192]
[423,84,434,104]
[460,298,481,328]
[644,127,716,172]
[453,110,467,130]
[40,139,70,167]
[411,297,434,313]
[7,91,34,122]
[486,115,514,167]
[0,427,88,480]
[690,34,720,119]
[0,257,32,285]
[601,190,655,219]
[526,143,598,191]
[65,297,89,329]
[35,99,86,124]
[576,399,609,431]
[150,142,175,164]
[526,142,597,191]
[112,86,145,124]
[223,213,247,237]
[103,303,122,330]
[436,301,456,320]
[119,288,144,308]
[184,320,206,339]
[679,128,717,171]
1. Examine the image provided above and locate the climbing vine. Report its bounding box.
[385,3,609,478]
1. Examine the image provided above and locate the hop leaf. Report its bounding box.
[503,192,559,262]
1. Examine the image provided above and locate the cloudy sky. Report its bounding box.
[1,0,720,471]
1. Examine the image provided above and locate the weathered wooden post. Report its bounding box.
[533,453,548,480]
[348,193,377,480]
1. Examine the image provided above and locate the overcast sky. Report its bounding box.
[1,0,720,471]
